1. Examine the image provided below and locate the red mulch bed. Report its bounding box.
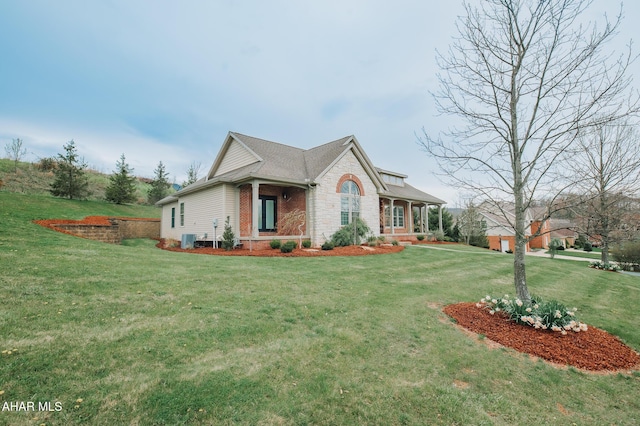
[444,302,640,372]
[157,239,405,257]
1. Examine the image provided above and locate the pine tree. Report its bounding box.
[147,161,170,204]
[221,216,236,251]
[50,140,89,200]
[182,161,201,188]
[105,153,137,204]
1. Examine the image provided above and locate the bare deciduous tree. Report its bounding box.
[568,120,640,264]
[4,138,27,172]
[419,0,638,302]
[182,161,202,188]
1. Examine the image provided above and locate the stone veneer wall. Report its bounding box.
[55,218,160,244]
[310,150,380,246]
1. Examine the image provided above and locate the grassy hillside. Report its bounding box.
[0,158,157,203]
[0,193,639,425]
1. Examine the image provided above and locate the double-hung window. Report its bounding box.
[171,207,176,228]
[258,196,277,232]
[179,202,185,227]
[393,206,404,228]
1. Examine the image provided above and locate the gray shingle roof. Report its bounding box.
[157,131,445,206]
[382,182,446,204]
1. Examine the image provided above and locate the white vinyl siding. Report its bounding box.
[160,184,238,240]
[214,141,259,177]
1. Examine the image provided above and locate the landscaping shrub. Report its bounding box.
[367,236,378,247]
[221,216,236,251]
[416,234,425,241]
[302,239,311,248]
[330,218,370,246]
[548,238,563,258]
[433,230,445,242]
[583,241,593,252]
[612,241,640,271]
[391,240,399,246]
[270,239,281,249]
[280,240,297,253]
[589,261,621,272]
[479,294,587,333]
[321,241,334,250]
[469,234,489,249]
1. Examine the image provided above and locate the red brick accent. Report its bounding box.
[238,184,307,237]
[335,174,365,196]
[529,220,550,249]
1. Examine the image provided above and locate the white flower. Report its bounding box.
[516,299,523,307]
[495,307,501,312]
[567,311,575,317]
[561,330,567,335]
[554,310,562,319]
[486,295,491,301]
[563,324,572,330]
[526,307,532,313]
[476,303,482,308]
[551,325,561,332]
[489,310,495,315]
[501,299,508,304]
[492,299,497,304]
[579,323,588,331]
[533,304,539,309]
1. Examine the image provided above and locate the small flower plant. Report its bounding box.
[589,261,621,272]
[477,294,588,335]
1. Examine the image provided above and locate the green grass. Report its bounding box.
[1,192,639,425]
[545,248,602,260]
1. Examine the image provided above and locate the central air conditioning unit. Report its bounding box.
[181,234,197,249]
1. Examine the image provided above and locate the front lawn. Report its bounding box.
[1,193,639,425]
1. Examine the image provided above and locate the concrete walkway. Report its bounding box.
[525,249,597,262]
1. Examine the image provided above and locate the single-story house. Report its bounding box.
[156,132,446,249]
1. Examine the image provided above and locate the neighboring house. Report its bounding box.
[478,203,577,252]
[156,132,446,248]
[477,202,533,252]
[548,219,578,248]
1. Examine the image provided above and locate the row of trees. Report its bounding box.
[48,140,173,205]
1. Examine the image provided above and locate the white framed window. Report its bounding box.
[179,202,185,227]
[393,206,404,228]
[340,180,360,225]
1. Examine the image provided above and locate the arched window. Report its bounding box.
[340,180,360,225]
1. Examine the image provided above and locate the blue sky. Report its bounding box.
[1,1,637,204]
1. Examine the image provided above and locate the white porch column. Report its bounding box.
[425,205,429,233]
[390,199,395,235]
[252,180,259,238]
[408,201,413,234]
[438,205,443,233]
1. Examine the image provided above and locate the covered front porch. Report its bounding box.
[378,182,446,242]
[237,180,309,249]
